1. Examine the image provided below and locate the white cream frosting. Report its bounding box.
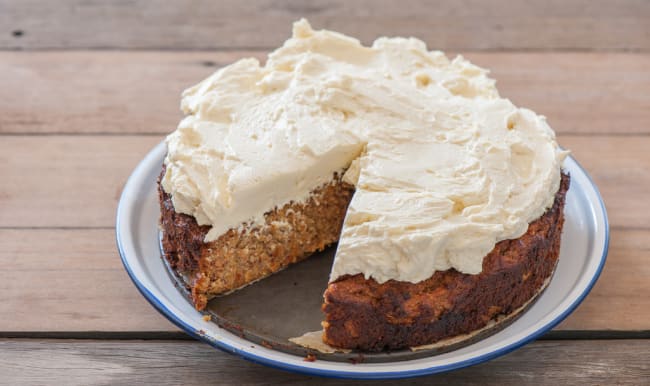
[163,19,568,283]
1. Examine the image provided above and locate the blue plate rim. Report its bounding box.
[116,143,609,380]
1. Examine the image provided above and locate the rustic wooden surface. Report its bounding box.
[2,0,649,384]
[1,340,648,385]
[2,0,649,51]
[0,227,647,333]
[2,51,649,136]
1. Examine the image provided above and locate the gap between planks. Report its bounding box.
[4,132,650,137]
[2,47,650,53]
[0,225,645,231]
[0,330,649,341]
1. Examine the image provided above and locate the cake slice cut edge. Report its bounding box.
[158,169,354,310]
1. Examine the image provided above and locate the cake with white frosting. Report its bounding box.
[158,20,569,351]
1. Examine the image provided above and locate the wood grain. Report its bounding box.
[1,3,648,383]
[560,136,650,230]
[1,0,649,51]
[0,135,161,228]
[0,227,646,332]
[0,339,648,385]
[1,51,649,135]
[1,135,647,229]
[0,229,175,332]
[555,229,650,331]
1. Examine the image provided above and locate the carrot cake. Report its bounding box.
[158,19,569,351]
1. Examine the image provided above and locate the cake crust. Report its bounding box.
[321,173,570,351]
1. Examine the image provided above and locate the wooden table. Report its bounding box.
[1,1,649,384]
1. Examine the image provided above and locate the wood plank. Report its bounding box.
[1,135,647,229]
[1,51,649,135]
[555,229,650,331]
[1,0,649,51]
[0,135,161,228]
[466,53,650,136]
[0,339,648,385]
[0,51,245,135]
[0,228,646,332]
[559,136,650,230]
[0,229,175,332]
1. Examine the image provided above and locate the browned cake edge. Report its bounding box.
[158,168,354,310]
[321,173,570,352]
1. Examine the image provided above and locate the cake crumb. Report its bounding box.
[202,314,212,322]
[348,354,365,364]
[304,353,317,362]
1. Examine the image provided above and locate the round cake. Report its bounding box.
[158,20,569,351]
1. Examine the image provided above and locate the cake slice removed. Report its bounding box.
[159,171,354,310]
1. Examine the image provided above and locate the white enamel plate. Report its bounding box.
[116,142,609,379]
